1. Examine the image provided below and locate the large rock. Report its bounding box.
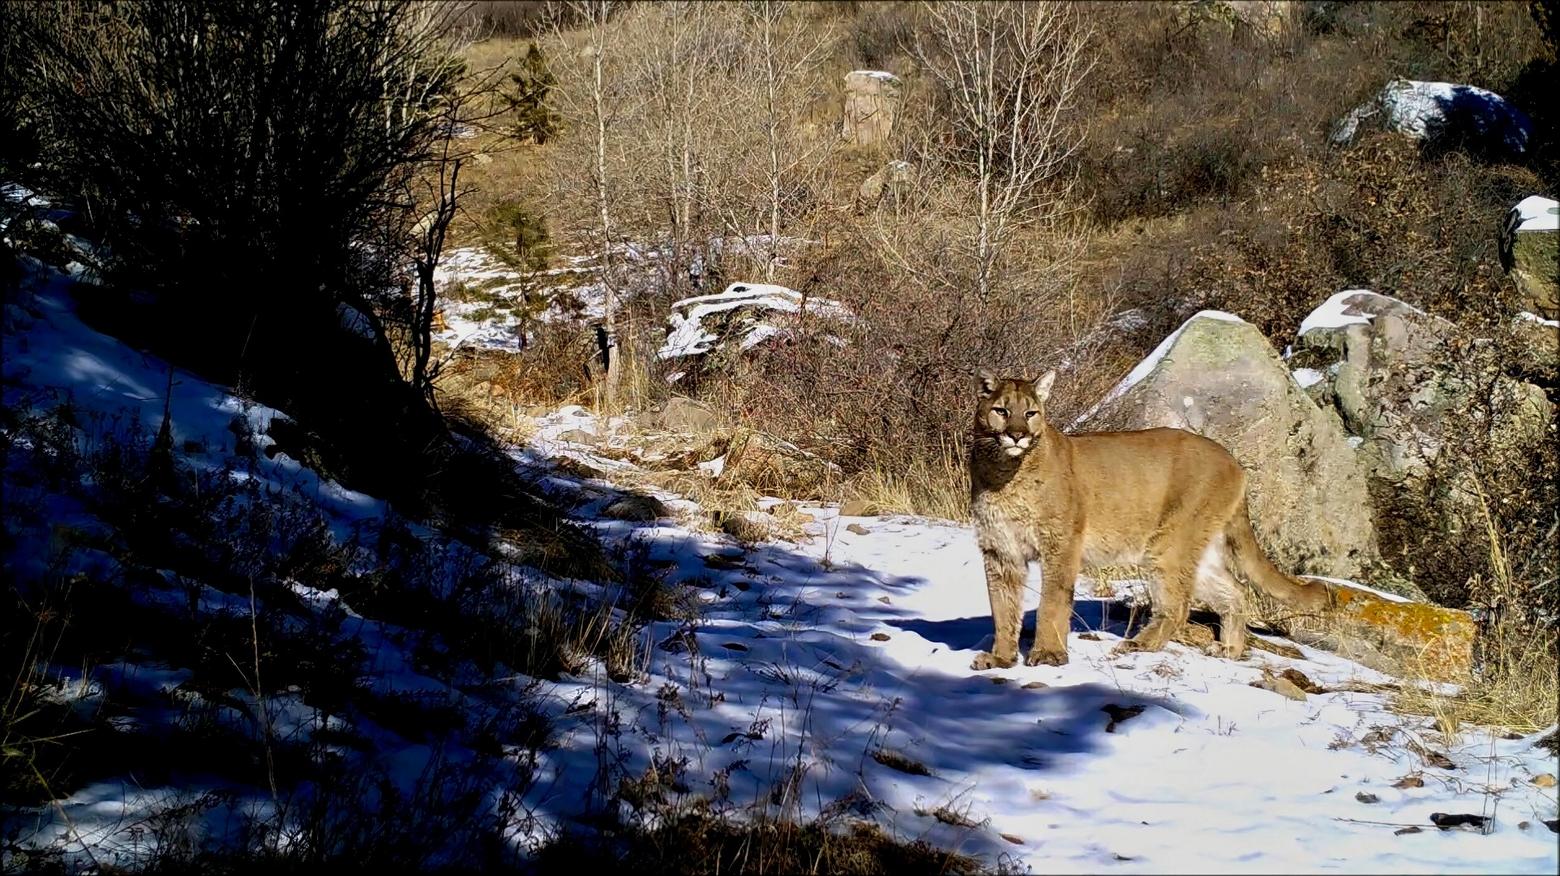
[657,282,854,372]
[1330,79,1533,158]
[858,160,915,206]
[1175,0,1296,38]
[841,70,902,148]
[1289,291,1456,483]
[718,428,840,500]
[1283,578,1476,682]
[1290,290,1554,486]
[1500,196,1558,319]
[1073,310,1379,578]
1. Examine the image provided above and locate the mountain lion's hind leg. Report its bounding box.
[1113,525,1211,655]
[1194,539,1248,659]
[1113,552,1194,655]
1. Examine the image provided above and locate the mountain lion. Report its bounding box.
[968,368,1331,669]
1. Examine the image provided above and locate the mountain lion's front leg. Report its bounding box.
[1028,537,1080,666]
[971,549,1024,670]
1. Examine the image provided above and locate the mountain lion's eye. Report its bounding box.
[1025,410,1038,419]
[991,407,1008,417]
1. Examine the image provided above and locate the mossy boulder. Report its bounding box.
[1075,311,1379,579]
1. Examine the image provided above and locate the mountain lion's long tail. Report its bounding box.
[1224,497,1331,611]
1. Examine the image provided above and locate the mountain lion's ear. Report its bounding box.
[1032,370,1057,402]
[977,368,999,396]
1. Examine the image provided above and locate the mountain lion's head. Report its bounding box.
[974,369,1056,459]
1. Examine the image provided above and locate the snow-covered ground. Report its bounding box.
[4,251,1557,873]
[657,282,855,361]
[520,411,1560,874]
[430,245,609,353]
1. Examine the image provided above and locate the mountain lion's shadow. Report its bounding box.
[890,599,1150,653]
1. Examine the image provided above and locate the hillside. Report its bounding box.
[3,2,1558,874]
[5,244,1557,873]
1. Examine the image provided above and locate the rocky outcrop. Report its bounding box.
[1290,291,1456,483]
[1330,79,1532,159]
[1290,290,1554,486]
[1500,196,1558,320]
[841,70,902,148]
[1219,1,1297,38]
[859,160,915,206]
[657,282,854,371]
[1074,311,1378,579]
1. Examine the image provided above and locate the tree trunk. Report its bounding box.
[590,0,621,409]
[761,2,782,282]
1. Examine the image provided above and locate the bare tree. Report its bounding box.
[540,0,628,408]
[586,0,624,407]
[911,0,1092,301]
[737,0,829,282]
[16,0,482,499]
[621,0,721,292]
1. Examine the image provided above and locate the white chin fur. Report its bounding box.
[1003,446,1025,457]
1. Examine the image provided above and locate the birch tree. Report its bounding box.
[549,0,625,408]
[621,0,721,293]
[721,0,827,282]
[912,0,1092,301]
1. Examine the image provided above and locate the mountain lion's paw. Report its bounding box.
[1110,639,1149,657]
[1202,642,1246,660]
[1024,648,1068,667]
[970,651,1016,670]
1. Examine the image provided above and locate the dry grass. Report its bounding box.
[1392,625,1559,737]
[839,439,969,522]
[1390,481,1560,736]
[535,813,990,876]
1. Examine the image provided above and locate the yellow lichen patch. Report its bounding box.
[1259,581,1475,681]
[1328,583,1475,681]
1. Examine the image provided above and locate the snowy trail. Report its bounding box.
[4,251,1556,873]
[525,413,1560,873]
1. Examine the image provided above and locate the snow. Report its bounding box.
[5,242,1557,874]
[505,410,1560,873]
[1331,79,1533,155]
[2,259,387,536]
[1302,575,1411,604]
[429,236,820,355]
[1292,367,1326,389]
[1298,289,1379,337]
[336,302,376,339]
[2,181,50,206]
[429,246,599,353]
[1071,310,1243,429]
[657,282,854,360]
[1512,196,1559,234]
